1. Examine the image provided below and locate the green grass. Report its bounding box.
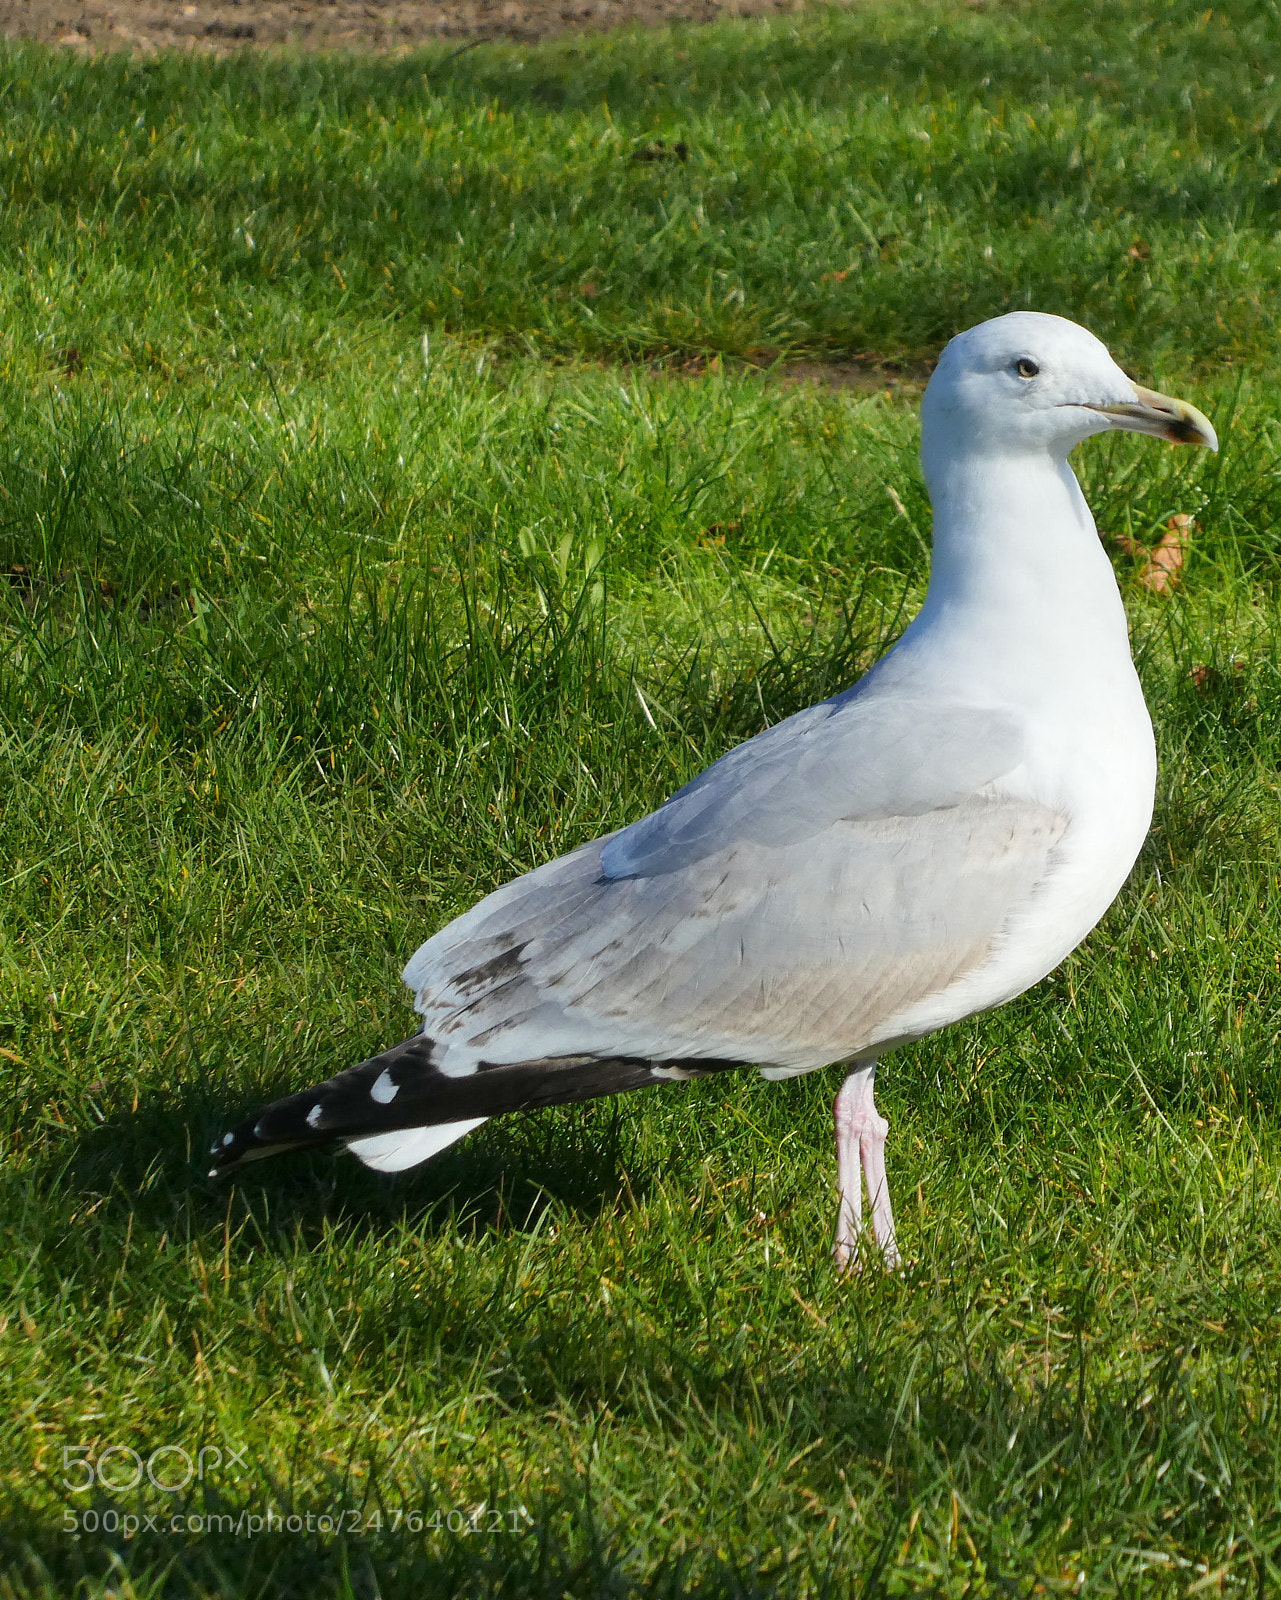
[3,2,1281,1595]
[2,0,1281,374]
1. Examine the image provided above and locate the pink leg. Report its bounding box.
[832,1063,900,1274]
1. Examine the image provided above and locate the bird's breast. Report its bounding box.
[971,679,1157,1014]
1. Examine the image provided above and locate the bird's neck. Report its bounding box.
[887,446,1136,708]
[923,447,1107,608]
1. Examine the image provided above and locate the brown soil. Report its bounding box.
[650,351,931,396]
[0,0,811,55]
[773,359,929,396]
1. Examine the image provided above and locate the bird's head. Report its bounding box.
[920,311,1217,464]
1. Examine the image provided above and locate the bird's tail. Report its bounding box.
[209,1031,742,1178]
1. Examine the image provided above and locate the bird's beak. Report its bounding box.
[1086,384,1218,450]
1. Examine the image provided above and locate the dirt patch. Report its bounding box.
[648,350,932,396]
[1,0,814,55]
[774,358,930,396]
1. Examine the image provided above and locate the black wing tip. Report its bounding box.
[207,1118,253,1178]
[207,1031,441,1179]
[207,1031,751,1180]
[206,1119,313,1178]
[206,1077,371,1177]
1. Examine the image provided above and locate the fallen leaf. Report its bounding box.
[1107,514,1196,594]
[823,269,850,282]
[1190,660,1246,694]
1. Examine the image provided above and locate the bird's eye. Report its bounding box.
[1015,358,1040,379]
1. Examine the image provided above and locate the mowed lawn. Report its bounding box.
[3,1,1281,1594]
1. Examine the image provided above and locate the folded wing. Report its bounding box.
[404,692,1063,1075]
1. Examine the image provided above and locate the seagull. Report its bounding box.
[210,313,1216,1272]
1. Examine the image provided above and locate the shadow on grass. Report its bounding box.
[15,1072,661,1259]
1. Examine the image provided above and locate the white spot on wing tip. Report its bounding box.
[222,1132,234,1146]
[370,1070,399,1105]
[306,1103,323,1129]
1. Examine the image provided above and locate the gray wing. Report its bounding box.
[599,691,1025,877]
[402,693,1066,1075]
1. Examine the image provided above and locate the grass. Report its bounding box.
[2,0,1281,1594]
[2,0,1281,375]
